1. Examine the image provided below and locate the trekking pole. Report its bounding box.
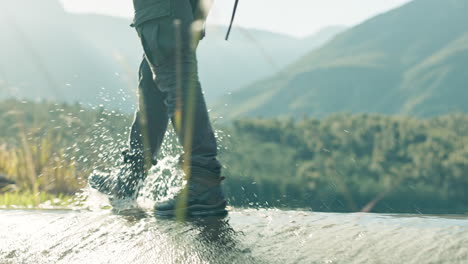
[225,0,240,40]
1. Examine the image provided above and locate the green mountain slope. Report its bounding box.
[199,25,346,101]
[216,0,468,118]
[0,0,345,111]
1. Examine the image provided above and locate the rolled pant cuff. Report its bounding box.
[185,166,221,181]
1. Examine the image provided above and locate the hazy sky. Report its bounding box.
[60,0,413,37]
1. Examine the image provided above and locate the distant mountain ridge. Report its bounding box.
[216,0,468,119]
[0,0,345,111]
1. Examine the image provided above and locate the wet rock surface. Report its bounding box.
[1,209,467,264]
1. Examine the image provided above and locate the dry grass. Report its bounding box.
[0,135,86,197]
[0,191,75,208]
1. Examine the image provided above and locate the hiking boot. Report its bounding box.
[154,168,227,217]
[88,150,148,200]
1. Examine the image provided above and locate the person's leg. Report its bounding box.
[129,58,170,166]
[88,59,170,199]
[172,72,221,176]
[136,0,221,178]
[135,0,225,216]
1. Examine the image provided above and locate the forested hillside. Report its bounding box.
[1,100,467,213]
[216,0,468,119]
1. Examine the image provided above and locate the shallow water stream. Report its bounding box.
[1,208,467,264]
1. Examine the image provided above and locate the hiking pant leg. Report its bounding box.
[129,58,169,163]
[135,0,221,175]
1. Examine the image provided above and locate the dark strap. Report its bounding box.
[225,0,240,41]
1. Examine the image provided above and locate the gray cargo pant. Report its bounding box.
[129,0,221,176]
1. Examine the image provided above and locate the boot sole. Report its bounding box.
[155,200,228,218]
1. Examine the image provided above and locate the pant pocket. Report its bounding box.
[137,19,177,68]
